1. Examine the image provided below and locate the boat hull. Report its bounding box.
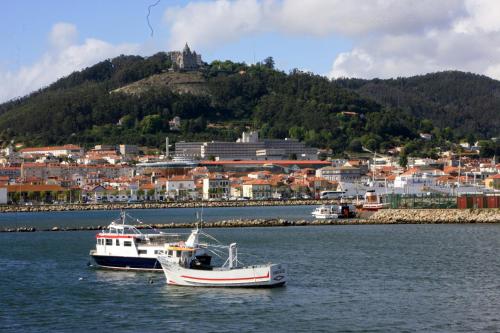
[91,254,162,271]
[159,258,287,287]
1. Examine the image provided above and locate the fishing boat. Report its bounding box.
[311,205,339,219]
[89,211,184,271]
[157,227,287,287]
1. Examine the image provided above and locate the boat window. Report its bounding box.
[176,250,181,257]
[124,241,132,247]
[138,250,147,255]
[116,239,120,246]
[168,250,173,257]
[105,239,112,246]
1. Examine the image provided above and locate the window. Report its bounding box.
[168,250,173,257]
[176,250,181,257]
[115,239,120,246]
[105,239,112,246]
[124,241,132,247]
[138,250,147,255]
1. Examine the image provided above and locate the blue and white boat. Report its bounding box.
[89,211,183,271]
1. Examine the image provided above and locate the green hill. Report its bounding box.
[0,54,498,157]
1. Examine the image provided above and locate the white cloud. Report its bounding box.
[49,22,78,49]
[164,0,500,80]
[164,0,465,48]
[0,22,140,103]
[329,1,500,79]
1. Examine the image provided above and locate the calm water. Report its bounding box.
[1,210,500,332]
[0,205,315,229]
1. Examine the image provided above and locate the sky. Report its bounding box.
[1,0,500,103]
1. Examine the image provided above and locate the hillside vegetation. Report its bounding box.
[0,53,498,158]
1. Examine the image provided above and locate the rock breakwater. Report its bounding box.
[369,208,500,224]
[0,200,334,213]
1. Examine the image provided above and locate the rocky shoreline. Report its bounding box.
[369,208,500,224]
[2,208,500,233]
[0,199,335,213]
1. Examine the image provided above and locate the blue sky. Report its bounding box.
[1,0,349,74]
[1,0,500,102]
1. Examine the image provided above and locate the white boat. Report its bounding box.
[157,227,287,287]
[311,205,339,219]
[89,211,185,271]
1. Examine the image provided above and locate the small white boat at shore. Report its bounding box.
[311,205,339,219]
[157,227,287,288]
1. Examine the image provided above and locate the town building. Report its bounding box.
[161,176,196,200]
[202,174,229,200]
[315,166,361,182]
[242,179,272,199]
[168,43,203,71]
[175,131,318,160]
[19,145,84,158]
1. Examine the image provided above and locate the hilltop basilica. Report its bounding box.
[168,43,203,71]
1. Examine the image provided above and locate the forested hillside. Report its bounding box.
[336,71,500,138]
[0,53,498,157]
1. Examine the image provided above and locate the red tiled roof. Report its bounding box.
[20,144,82,153]
[7,184,65,192]
[201,160,330,166]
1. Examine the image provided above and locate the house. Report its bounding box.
[162,176,196,200]
[315,166,361,183]
[202,174,229,200]
[242,179,272,199]
[394,167,445,188]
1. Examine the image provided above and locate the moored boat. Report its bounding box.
[311,205,339,219]
[89,211,184,271]
[157,227,287,287]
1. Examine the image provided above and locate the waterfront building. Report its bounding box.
[202,174,229,200]
[160,176,197,200]
[242,179,272,199]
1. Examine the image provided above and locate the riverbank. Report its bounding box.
[0,199,334,213]
[2,208,499,232]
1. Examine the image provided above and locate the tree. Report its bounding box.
[147,189,155,200]
[399,152,408,169]
[263,57,275,69]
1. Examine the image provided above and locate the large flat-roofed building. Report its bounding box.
[19,144,84,158]
[201,160,331,173]
[174,142,205,159]
[175,131,318,160]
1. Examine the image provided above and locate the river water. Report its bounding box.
[1,207,500,332]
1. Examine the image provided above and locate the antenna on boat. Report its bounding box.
[120,209,126,225]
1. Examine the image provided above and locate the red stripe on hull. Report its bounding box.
[180,272,270,281]
[96,234,135,239]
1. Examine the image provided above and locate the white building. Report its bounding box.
[164,176,196,199]
[202,174,229,200]
[19,144,84,158]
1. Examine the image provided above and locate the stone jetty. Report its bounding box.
[0,199,334,213]
[369,208,500,224]
[2,209,500,233]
